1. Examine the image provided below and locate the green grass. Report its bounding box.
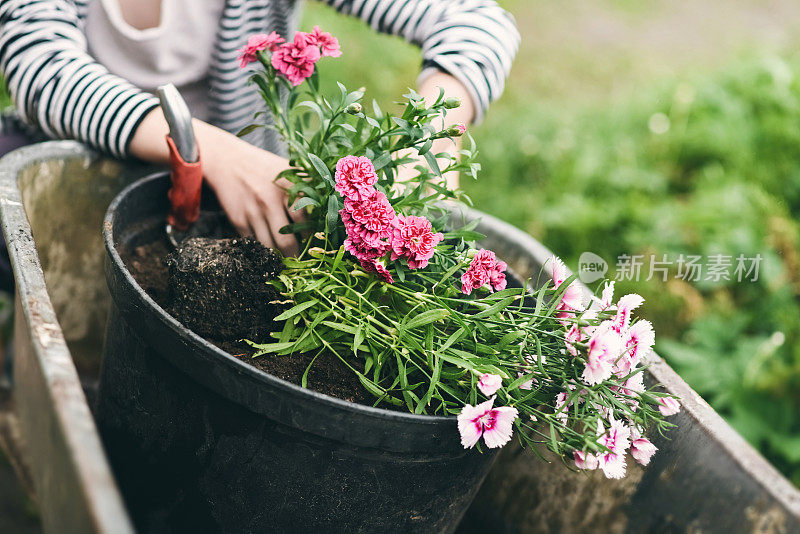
[301,3,800,485]
[0,78,10,110]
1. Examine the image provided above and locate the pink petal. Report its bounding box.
[600,453,627,479]
[600,281,615,309]
[574,450,599,470]
[457,397,495,449]
[657,396,680,416]
[613,293,645,333]
[547,255,569,287]
[631,437,658,466]
[517,372,533,390]
[481,406,518,448]
[624,320,655,368]
[477,373,503,396]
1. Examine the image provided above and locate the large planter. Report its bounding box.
[96,172,498,533]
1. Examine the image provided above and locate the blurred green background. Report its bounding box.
[0,0,797,486]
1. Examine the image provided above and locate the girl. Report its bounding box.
[0,0,518,251]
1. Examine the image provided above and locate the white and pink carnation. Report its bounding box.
[477,373,503,396]
[597,417,631,479]
[565,324,585,357]
[574,450,599,471]
[582,322,623,385]
[548,255,584,311]
[616,319,655,376]
[457,396,518,449]
[630,427,658,466]
[657,396,681,416]
[613,293,645,334]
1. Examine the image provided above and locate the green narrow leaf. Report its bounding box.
[418,139,433,155]
[326,195,340,232]
[273,299,319,321]
[237,124,261,137]
[371,152,393,171]
[331,246,346,272]
[291,197,320,211]
[353,323,365,353]
[308,153,334,186]
[358,373,387,399]
[246,340,295,355]
[439,327,467,354]
[417,355,442,414]
[320,320,358,334]
[423,151,442,178]
[404,309,450,330]
[301,352,321,388]
[472,296,516,319]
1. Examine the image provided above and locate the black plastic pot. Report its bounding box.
[96,172,498,534]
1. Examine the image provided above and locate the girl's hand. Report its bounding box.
[130,109,299,256]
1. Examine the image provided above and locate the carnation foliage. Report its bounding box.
[236,29,677,474]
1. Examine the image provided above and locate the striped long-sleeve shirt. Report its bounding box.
[0,0,519,158]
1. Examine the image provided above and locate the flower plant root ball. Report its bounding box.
[166,237,284,341]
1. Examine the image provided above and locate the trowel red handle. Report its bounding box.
[166,135,202,231]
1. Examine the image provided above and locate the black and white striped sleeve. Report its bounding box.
[319,0,520,122]
[0,0,159,157]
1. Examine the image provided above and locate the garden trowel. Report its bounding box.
[158,83,215,248]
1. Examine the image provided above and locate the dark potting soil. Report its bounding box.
[119,233,391,408]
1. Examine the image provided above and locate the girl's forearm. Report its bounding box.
[417,72,475,189]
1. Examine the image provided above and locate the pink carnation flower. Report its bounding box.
[343,233,391,263]
[461,249,507,295]
[657,396,680,416]
[613,293,645,334]
[344,192,396,239]
[457,396,518,449]
[271,33,321,86]
[517,372,533,390]
[565,324,584,357]
[547,256,584,323]
[617,320,655,376]
[308,25,342,57]
[597,417,631,479]
[590,281,616,311]
[477,373,503,396]
[488,259,507,291]
[574,450,599,470]
[391,215,443,270]
[237,32,285,68]
[554,391,570,424]
[613,372,645,411]
[582,322,623,385]
[359,257,393,284]
[339,188,397,274]
[335,156,378,201]
[630,427,658,466]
